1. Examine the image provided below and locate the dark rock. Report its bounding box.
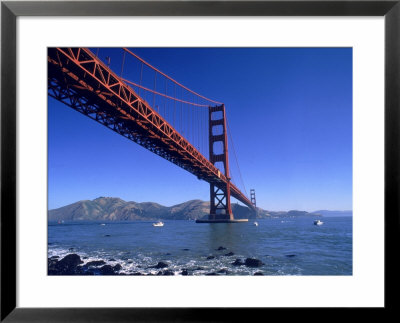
[77,266,95,275]
[87,268,99,275]
[254,272,264,275]
[217,268,229,274]
[181,269,189,276]
[48,258,59,274]
[48,258,58,266]
[206,256,215,260]
[50,256,60,259]
[224,252,235,256]
[113,264,122,272]
[78,264,89,272]
[104,235,111,237]
[285,254,296,258]
[75,265,84,274]
[84,270,95,276]
[150,261,168,269]
[86,260,106,267]
[206,272,218,275]
[108,258,116,261]
[54,254,83,275]
[245,258,263,268]
[193,267,204,271]
[216,246,226,251]
[82,256,88,259]
[182,248,190,251]
[99,265,115,275]
[165,253,171,256]
[162,270,175,276]
[129,272,143,276]
[157,271,163,276]
[76,265,94,275]
[127,260,133,264]
[232,259,244,266]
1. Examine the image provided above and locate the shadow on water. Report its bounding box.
[206,223,243,251]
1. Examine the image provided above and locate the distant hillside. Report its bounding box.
[48,197,209,221]
[313,210,353,217]
[48,197,321,222]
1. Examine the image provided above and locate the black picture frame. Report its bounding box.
[1,1,399,321]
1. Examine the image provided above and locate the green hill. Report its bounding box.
[48,197,320,221]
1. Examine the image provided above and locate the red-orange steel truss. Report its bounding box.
[47,48,255,214]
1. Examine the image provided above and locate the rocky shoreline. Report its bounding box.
[48,248,266,276]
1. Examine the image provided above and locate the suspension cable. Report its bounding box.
[123,48,223,106]
[226,117,248,198]
[122,78,210,107]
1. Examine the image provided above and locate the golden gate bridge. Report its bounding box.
[48,47,256,223]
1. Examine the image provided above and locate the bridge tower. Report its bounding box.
[208,104,234,220]
[250,188,258,218]
[250,189,256,208]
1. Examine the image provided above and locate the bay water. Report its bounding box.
[48,216,352,275]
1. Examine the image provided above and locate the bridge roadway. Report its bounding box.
[48,48,255,211]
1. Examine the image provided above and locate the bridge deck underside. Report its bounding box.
[47,48,254,210]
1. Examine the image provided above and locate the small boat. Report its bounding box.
[314,220,323,226]
[253,222,258,226]
[152,221,164,227]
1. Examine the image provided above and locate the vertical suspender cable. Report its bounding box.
[197,98,200,150]
[174,84,176,128]
[139,62,143,98]
[164,77,167,118]
[227,117,248,198]
[192,94,194,145]
[153,71,157,109]
[120,50,126,77]
[180,93,183,136]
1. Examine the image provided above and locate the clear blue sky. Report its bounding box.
[48,47,352,212]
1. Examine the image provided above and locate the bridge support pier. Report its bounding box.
[209,184,233,220]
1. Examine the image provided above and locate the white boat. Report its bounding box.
[254,222,258,226]
[152,221,164,227]
[314,220,323,226]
